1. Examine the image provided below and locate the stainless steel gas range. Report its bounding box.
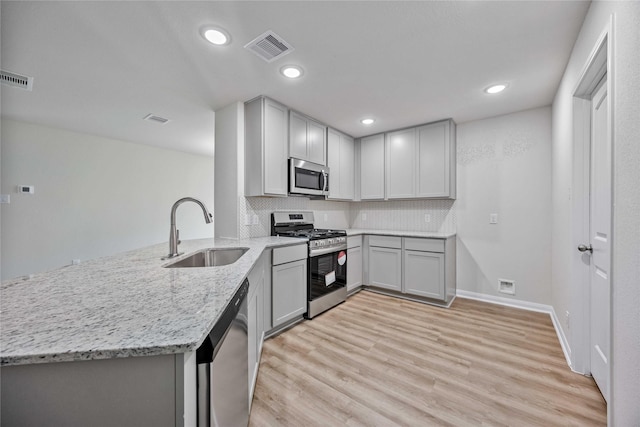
[271,211,347,318]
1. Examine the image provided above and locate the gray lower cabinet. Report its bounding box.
[365,235,456,305]
[368,237,402,292]
[247,252,266,404]
[346,236,363,292]
[271,244,307,328]
[1,352,195,427]
[403,250,445,300]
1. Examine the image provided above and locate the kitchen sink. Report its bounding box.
[164,248,249,268]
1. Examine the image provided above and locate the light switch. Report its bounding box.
[490,213,498,224]
[0,194,10,204]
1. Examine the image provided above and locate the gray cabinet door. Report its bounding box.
[328,128,355,200]
[289,111,308,160]
[360,134,385,200]
[403,250,445,300]
[346,246,362,292]
[386,127,416,199]
[341,134,355,200]
[263,98,288,196]
[272,259,307,327]
[417,121,450,198]
[368,246,402,291]
[307,119,327,165]
[290,111,327,165]
[327,128,342,199]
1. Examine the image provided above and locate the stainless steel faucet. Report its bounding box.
[164,197,213,259]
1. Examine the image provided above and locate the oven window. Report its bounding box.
[295,168,321,190]
[309,251,347,300]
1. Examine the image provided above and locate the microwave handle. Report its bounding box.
[321,170,328,193]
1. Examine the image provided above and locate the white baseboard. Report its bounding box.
[456,290,573,369]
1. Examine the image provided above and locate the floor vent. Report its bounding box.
[143,114,170,124]
[1,70,34,91]
[244,30,294,63]
[498,279,516,295]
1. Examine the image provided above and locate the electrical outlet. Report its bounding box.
[71,259,81,265]
[0,194,10,204]
[424,213,431,223]
[244,214,252,226]
[323,213,328,222]
[565,311,570,330]
[252,214,259,225]
[490,213,498,224]
[362,213,367,221]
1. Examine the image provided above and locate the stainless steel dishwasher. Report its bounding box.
[196,279,249,427]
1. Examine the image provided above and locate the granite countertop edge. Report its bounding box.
[0,236,306,367]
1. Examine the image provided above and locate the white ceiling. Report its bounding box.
[1,1,590,157]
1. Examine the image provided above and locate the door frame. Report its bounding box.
[570,17,614,393]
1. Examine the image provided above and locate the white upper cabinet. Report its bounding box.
[327,128,355,200]
[382,119,456,200]
[245,97,289,197]
[386,127,417,199]
[359,133,386,200]
[416,120,456,198]
[289,111,327,165]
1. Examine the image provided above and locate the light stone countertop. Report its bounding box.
[0,236,305,366]
[346,229,456,239]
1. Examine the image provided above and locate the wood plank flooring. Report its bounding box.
[249,291,606,426]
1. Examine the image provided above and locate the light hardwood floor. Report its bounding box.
[249,290,606,426]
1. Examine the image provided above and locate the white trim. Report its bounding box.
[456,290,576,372]
[456,289,552,313]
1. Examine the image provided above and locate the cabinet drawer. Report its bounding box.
[347,235,362,249]
[272,244,307,265]
[368,235,402,249]
[404,237,445,253]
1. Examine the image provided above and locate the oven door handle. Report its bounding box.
[309,245,347,257]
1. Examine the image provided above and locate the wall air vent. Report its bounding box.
[244,30,294,63]
[143,114,170,124]
[1,70,34,91]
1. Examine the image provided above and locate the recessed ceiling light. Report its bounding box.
[281,66,303,79]
[201,27,230,46]
[485,84,507,94]
[361,118,375,125]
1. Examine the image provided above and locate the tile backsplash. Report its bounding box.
[350,199,456,232]
[237,196,456,238]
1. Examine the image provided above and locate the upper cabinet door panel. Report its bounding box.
[289,111,308,160]
[263,99,289,195]
[360,134,385,200]
[341,134,355,200]
[417,121,449,198]
[386,128,416,199]
[288,111,327,166]
[327,128,341,199]
[307,119,326,165]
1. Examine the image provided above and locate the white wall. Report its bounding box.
[456,107,552,304]
[552,1,640,424]
[1,119,214,280]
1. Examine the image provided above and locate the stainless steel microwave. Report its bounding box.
[289,158,329,197]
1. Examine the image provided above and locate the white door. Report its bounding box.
[586,76,610,401]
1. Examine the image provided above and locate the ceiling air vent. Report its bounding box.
[244,30,294,63]
[1,70,34,91]
[143,114,170,124]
